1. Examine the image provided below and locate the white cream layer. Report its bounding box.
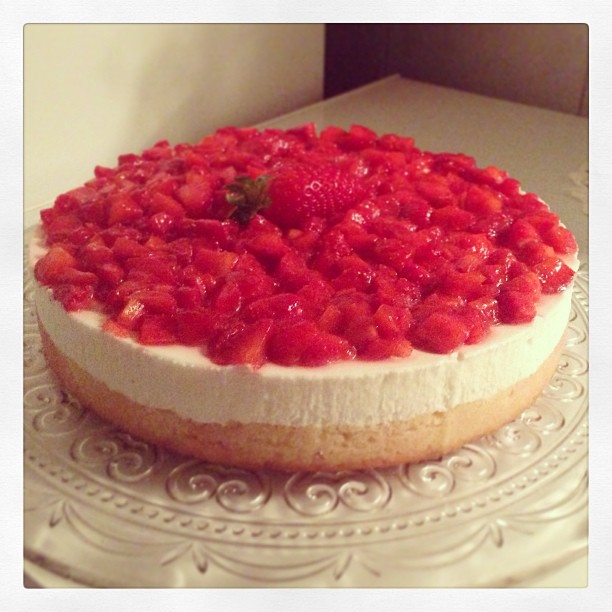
[30,229,576,427]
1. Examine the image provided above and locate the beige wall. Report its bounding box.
[24,24,324,210]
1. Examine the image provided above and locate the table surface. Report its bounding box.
[24,76,589,588]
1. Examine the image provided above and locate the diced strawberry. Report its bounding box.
[286,123,317,141]
[52,283,95,311]
[501,271,542,300]
[360,336,413,360]
[116,297,146,329]
[276,251,320,291]
[96,262,125,287]
[463,298,497,343]
[317,304,344,333]
[335,124,378,151]
[540,224,578,254]
[148,211,177,237]
[193,248,238,277]
[523,211,559,235]
[128,289,177,314]
[534,257,575,293]
[439,270,487,301]
[112,236,149,260]
[147,192,185,219]
[243,293,304,322]
[464,185,503,215]
[208,319,274,368]
[34,245,78,285]
[107,193,144,226]
[57,268,99,286]
[516,239,555,265]
[242,232,290,265]
[343,315,379,351]
[373,303,412,338]
[414,176,456,208]
[102,318,130,338]
[46,214,83,243]
[430,206,475,230]
[502,219,540,250]
[175,309,217,344]
[410,311,470,353]
[138,314,176,345]
[497,290,537,323]
[125,255,176,283]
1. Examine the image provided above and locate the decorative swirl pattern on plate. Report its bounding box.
[23,334,46,377]
[71,428,160,483]
[399,445,496,498]
[542,373,584,402]
[556,352,588,377]
[284,470,391,515]
[24,384,86,435]
[166,461,271,513]
[521,402,565,433]
[487,420,541,455]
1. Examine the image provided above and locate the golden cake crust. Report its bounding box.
[38,321,565,471]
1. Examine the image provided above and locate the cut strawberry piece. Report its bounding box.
[34,245,78,285]
[268,320,356,366]
[410,311,470,353]
[46,214,83,243]
[501,271,542,300]
[96,262,125,287]
[516,239,556,265]
[439,270,486,301]
[335,124,378,151]
[208,319,274,368]
[414,176,455,208]
[128,289,177,314]
[360,336,413,360]
[107,193,144,226]
[502,218,540,250]
[125,255,176,284]
[317,304,344,334]
[148,211,177,237]
[464,185,503,215]
[243,293,304,322]
[343,315,379,351]
[116,297,146,329]
[430,206,475,231]
[138,314,176,345]
[497,289,537,323]
[175,309,216,344]
[102,318,130,338]
[57,268,99,286]
[193,248,238,277]
[242,232,290,265]
[541,224,578,254]
[147,192,185,219]
[534,257,575,293]
[52,283,95,311]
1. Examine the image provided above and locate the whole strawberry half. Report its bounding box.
[226,164,368,229]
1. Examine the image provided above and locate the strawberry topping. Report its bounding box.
[34,124,578,367]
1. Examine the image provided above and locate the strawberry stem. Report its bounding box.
[225,175,272,224]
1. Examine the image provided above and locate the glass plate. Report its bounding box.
[23,242,588,587]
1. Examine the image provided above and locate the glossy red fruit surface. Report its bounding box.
[35,124,577,367]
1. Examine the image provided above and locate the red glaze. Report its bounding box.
[35,125,577,367]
